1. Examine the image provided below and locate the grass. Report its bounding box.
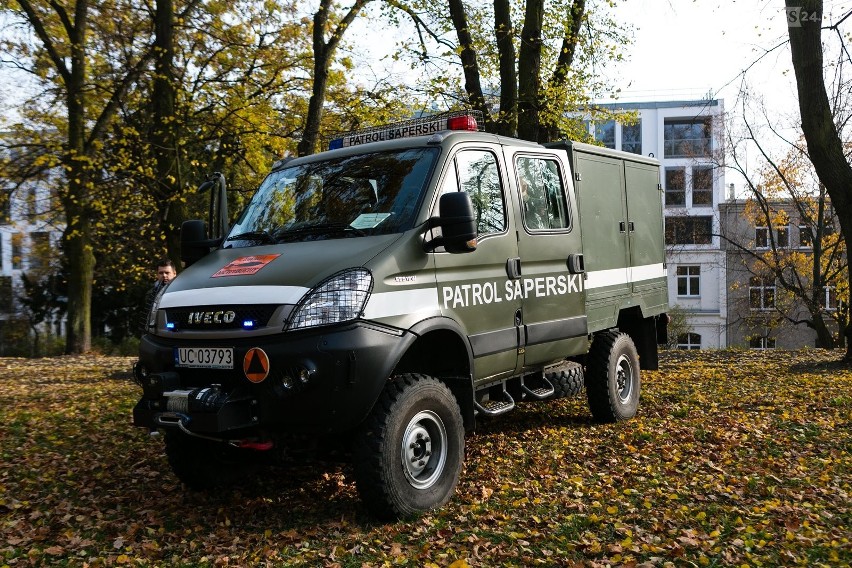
[0,349,850,566]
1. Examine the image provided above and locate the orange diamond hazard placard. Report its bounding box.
[212,254,280,278]
[243,348,270,383]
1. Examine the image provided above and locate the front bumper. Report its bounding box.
[133,321,412,436]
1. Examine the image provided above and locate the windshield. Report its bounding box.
[226,147,439,246]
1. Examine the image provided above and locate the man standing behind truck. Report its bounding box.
[138,258,177,334]
[154,258,177,289]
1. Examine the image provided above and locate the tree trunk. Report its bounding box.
[809,312,836,349]
[297,0,371,156]
[447,0,491,130]
[153,0,186,264]
[63,208,94,353]
[297,42,329,157]
[786,0,852,360]
[63,0,94,354]
[493,0,516,136]
[516,0,544,141]
[541,0,585,142]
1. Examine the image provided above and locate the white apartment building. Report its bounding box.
[0,178,64,347]
[591,99,727,348]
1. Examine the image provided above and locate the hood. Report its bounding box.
[160,234,401,309]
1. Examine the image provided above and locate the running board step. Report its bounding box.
[474,390,516,417]
[521,375,555,400]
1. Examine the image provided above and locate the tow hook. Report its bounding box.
[234,440,274,451]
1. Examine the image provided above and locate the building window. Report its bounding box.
[29,232,51,270]
[749,336,776,350]
[11,233,23,270]
[664,117,712,158]
[677,333,701,350]
[755,227,769,249]
[0,276,11,314]
[0,190,10,223]
[665,168,686,207]
[692,166,713,206]
[26,186,38,221]
[777,226,789,248]
[621,122,641,154]
[594,120,615,149]
[749,276,775,311]
[665,216,712,245]
[822,286,837,311]
[676,265,700,297]
[799,225,812,248]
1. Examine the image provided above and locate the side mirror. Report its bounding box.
[181,220,215,267]
[180,174,231,267]
[424,192,478,253]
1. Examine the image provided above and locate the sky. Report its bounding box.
[601,0,800,105]
[4,1,850,142]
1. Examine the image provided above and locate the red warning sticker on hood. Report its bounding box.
[212,254,281,278]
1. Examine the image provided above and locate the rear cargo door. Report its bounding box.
[573,151,630,301]
[624,161,666,293]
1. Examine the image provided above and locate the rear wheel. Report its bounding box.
[585,331,640,422]
[352,374,464,520]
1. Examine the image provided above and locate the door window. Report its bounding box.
[516,156,570,231]
[438,150,506,235]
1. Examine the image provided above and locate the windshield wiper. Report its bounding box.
[225,230,277,244]
[277,222,366,241]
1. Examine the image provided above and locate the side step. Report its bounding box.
[521,374,555,400]
[474,389,516,417]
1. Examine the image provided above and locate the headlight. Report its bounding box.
[146,283,169,331]
[288,268,373,330]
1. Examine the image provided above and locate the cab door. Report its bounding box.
[508,151,588,368]
[432,146,521,382]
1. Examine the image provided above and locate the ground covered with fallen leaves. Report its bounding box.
[1,350,850,567]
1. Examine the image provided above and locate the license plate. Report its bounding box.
[174,347,234,369]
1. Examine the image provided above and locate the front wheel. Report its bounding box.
[352,374,464,520]
[585,331,641,422]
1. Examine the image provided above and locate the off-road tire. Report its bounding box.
[352,374,464,520]
[164,431,249,490]
[585,331,640,422]
[548,363,584,398]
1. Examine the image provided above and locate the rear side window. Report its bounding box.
[516,156,570,231]
[438,150,506,235]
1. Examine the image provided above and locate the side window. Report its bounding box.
[438,150,506,236]
[516,156,569,231]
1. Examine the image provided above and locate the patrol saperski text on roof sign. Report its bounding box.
[343,118,446,147]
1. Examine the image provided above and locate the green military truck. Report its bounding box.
[133,112,668,519]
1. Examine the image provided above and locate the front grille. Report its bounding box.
[165,305,279,330]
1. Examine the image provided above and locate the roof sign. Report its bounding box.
[329,111,481,150]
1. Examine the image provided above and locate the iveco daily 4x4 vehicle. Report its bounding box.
[134,111,668,519]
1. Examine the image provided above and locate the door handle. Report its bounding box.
[506,257,522,279]
[567,253,584,274]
